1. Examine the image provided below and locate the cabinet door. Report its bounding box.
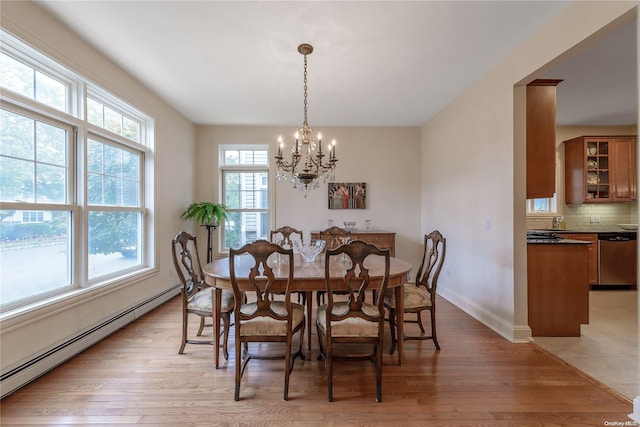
[610,137,637,201]
[562,233,598,286]
[526,80,562,199]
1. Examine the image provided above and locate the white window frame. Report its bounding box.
[219,145,270,253]
[0,29,155,313]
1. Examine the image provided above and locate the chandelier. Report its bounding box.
[275,43,338,197]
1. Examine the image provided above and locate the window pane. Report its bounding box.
[88,139,141,207]
[0,156,34,202]
[224,150,239,165]
[104,176,121,205]
[87,97,104,127]
[0,52,34,99]
[0,211,71,306]
[1,110,68,204]
[223,210,268,249]
[1,109,35,159]
[0,52,67,113]
[122,116,139,142]
[224,171,268,209]
[104,106,122,135]
[87,173,103,205]
[88,210,141,278]
[87,139,103,173]
[223,149,268,165]
[533,198,550,212]
[36,121,66,165]
[36,163,65,203]
[35,71,66,111]
[122,179,138,206]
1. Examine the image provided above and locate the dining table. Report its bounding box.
[203,252,412,366]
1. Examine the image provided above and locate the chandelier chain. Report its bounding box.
[303,53,308,127]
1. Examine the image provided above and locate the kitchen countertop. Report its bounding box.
[527,238,591,245]
[528,228,637,234]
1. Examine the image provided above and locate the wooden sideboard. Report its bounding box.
[310,230,396,257]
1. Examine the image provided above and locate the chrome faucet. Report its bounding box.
[552,216,561,230]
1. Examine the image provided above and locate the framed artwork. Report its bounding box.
[328,182,366,209]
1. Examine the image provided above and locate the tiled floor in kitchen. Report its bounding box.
[533,290,639,400]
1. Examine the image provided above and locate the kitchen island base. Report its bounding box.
[527,242,589,336]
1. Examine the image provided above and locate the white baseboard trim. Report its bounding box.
[437,287,532,343]
[0,286,179,399]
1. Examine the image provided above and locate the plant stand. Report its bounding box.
[202,224,217,263]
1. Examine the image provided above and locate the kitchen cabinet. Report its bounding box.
[564,135,637,204]
[526,79,563,199]
[527,242,589,336]
[310,230,395,257]
[558,233,598,286]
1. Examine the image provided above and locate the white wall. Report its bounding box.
[0,2,196,375]
[421,2,637,342]
[195,125,424,271]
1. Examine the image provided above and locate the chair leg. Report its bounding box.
[179,314,188,354]
[327,342,333,402]
[306,291,313,351]
[197,317,205,336]
[417,312,426,334]
[431,308,440,350]
[375,343,383,403]
[284,335,292,401]
[387,308,397,355]
[222,313,230,360]
[234,331,242,401]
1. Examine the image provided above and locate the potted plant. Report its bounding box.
[180,202,229,227]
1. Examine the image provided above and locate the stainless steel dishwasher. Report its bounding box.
[598,232,637,288]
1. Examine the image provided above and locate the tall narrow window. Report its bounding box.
[220,147,269,250]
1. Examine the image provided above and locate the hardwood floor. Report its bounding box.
[1,295,633,426]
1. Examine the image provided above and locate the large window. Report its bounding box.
[221,147,269,250]
[0,30,153,311]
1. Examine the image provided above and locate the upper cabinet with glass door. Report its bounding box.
[564,136,637,204]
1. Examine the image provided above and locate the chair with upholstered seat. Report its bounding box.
[270,225,305,305]
[385,230,446,353]
[229,239,305,401]
[316,226,352,306]
[171,231,234,368]
[270,225,315,350]
[317,240,390,402]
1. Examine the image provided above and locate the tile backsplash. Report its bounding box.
[527,203,638,230]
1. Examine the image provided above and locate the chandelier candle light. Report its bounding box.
[275,43,338,197]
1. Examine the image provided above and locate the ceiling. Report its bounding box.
[36,1,637,127]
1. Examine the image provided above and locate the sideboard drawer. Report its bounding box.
[311,230,396,257]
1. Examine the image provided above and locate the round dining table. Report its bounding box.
[203,252,412,366]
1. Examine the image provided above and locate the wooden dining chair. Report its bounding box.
[171,231,234,368]
[229,240,305,401]
[384,230,446,353]
[270,225,305,302]
[317,240,390,402]
[316,226,352,306]
[319,225,351,251]
[269,226,303,248]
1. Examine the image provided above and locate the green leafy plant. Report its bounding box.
[181,202,229,226]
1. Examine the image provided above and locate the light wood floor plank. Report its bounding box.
[1,296,632,426]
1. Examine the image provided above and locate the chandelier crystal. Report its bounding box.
[275,43,338,197]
